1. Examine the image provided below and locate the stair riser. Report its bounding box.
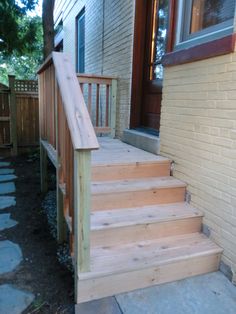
[92,187,186,211]
[76,253,221,303]
[91,217,202,247]
[92,162,170,181]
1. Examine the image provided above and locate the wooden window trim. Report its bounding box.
[162,33,236,67]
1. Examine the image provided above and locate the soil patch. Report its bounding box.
[0,152,74,314]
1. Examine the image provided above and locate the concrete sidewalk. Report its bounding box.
[76,272,236,314]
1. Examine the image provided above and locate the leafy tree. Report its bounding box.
[0,0,39,56]
[0,1,43,85]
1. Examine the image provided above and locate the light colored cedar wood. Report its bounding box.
[78,76,112,85]
[77,73,117,80]
[77,254,221,303]
[91,202,203,246]
[91,203,202,230]
[76,233,222,303]
[92,161,170,181]
[92,138,169,165]
[94,127,111,134]
[96,84,99,126]
[41,139,57,167]
[91,217,202,247]
[52,52,99,150]
[92,187,186,211]
[92,177,186,194]
[88,83,92,115]
[74,150,91,274]
[110,79,117,138]
[105,85,109,127]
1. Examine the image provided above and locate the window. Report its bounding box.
[149,0,169,80]
[76,8,85,73]
[176,0,235,49]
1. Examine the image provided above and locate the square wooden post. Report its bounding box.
[74,150,91,302]
[8,75,17,156]
[110,79,117,138]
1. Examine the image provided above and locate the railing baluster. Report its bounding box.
[96,84,100,127]
[88,83,92,116]
[105,84,109,127]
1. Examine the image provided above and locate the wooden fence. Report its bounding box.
[0,75,39,156]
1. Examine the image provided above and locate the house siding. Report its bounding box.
[160,52,236,282]
[54,0,135,137]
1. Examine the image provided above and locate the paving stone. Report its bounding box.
[0,174,17,182]
[0,240,22,275]
[0,213,18,231]
[0,182,15,195]
[0,284,34,314]
[0,162,11,168]
[0,196,16,210]
[75,297,122,314]
[0,168,14,175]
[116,272,236,314]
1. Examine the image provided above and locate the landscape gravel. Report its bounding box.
[42,190,73,272]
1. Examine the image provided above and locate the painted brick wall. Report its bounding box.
[160,52,236,282]
[54,0,135,136]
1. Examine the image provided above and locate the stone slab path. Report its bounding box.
[0,174,17,182]
[0,161,35,313]
[0,284,35,314]
[0,196,16,210]
[0,240,22,275]
[0,214,18,231]
[0,168,14,175]
[0,182,16,195]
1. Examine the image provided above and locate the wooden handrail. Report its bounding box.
[39,52,99,150]
[38,52,100,283]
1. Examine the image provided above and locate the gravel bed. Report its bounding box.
[42,190,73,272]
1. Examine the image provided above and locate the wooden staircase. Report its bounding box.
[75,139,223,303]
[38,53,222,305]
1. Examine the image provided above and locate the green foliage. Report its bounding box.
[0,0,39,55]
[0,2,43,85]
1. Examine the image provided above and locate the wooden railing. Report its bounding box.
[38,52,99,282]
[77,73,117,138]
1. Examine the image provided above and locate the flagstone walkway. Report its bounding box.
[0,161,35,314]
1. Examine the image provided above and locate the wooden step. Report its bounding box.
[91,202,203,246]
[91,177,186,211]
[76,233,222,303]
[92,160,170,181]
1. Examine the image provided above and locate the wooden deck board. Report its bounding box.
[92,177,186,195]
[79,233,222,279]
[92,138,169,165]
[91,202,202,230]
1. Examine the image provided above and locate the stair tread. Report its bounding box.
[92,138,169,165]
[92,176,186,194]
[79,233,222,280]
[91,202,203,230]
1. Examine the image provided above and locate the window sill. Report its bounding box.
[162,34,236,67]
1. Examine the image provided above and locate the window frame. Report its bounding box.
[175,0,236,50]
[76,8,85,73]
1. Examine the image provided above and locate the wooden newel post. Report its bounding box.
[74,149,91,300]
[74,150,91,272]
[8,75,17,156]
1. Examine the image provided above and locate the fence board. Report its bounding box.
[0,76,39,156]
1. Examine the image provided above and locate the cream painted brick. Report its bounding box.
[161,51,236,276]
